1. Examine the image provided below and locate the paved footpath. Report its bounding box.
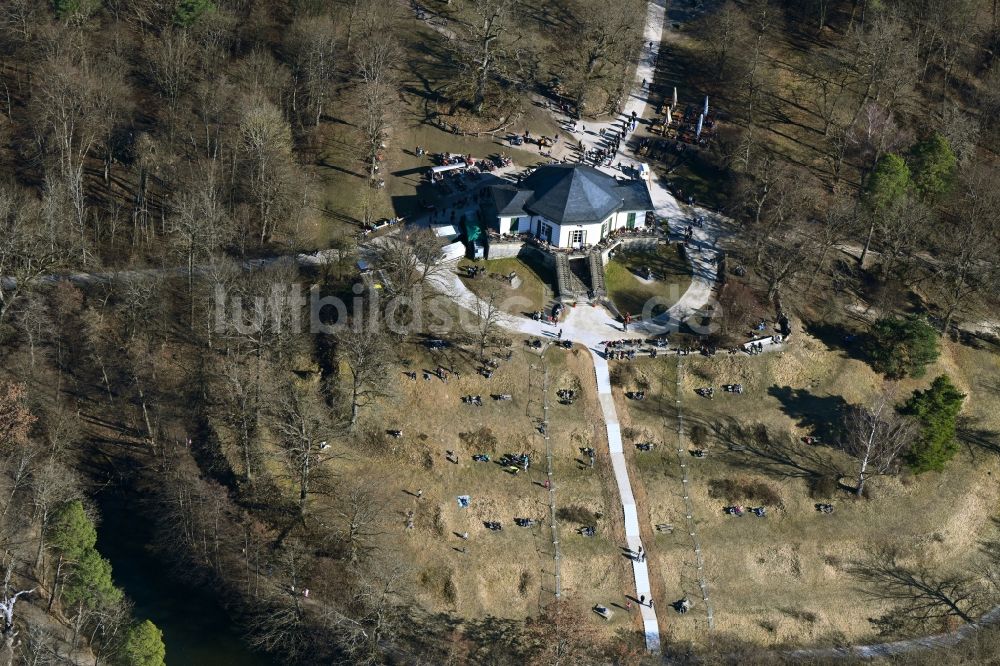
[593,352,661,651]
[436,260,677,650]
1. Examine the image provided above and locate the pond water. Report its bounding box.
[95,488,274,666]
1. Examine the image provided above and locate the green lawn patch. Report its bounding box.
[458,254,554,314]
[604,244,692,318]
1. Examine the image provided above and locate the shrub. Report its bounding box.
[809,475,839,499]
[557,505,597,525]
[518,571,532,597]
[419,566,455,603]
[708,477,783,508]
[609,364,636,387]
[358,426,390,454]
[432,506,445,537]
[443,576,457,604]
[689,424,709,448]
[864,315,939,378]
[174,0,214,26]
[459,427,499,454]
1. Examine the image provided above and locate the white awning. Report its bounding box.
[430,163,467,175]
[433,224,459,237]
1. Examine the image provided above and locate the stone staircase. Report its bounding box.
[554,253,587,300]
[588,250,607,298]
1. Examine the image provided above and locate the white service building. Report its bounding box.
[486,164,654,249]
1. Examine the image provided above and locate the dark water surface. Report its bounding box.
[95,489,273,666]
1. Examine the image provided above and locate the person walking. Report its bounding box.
[639,594,645,605]
[558,328,563,339]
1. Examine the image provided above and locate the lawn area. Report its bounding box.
[609,326,1000,648]
[323,330,641,644]
[458,254,555,315]
[604,243,692,318]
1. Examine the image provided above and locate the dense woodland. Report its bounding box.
[682,0,1000,333]
[0,0,999,664]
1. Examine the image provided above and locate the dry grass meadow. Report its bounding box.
[610,323,1000,648]
[327,333,641,641]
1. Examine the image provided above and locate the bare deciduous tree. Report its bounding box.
[353,15,399,184]
[238,101,299,244]
[841,385,914,496]
[221,353,269,484]
[0,383,35,452]
[1,559,36,666]
[271,383,339,516]
[560,0,641,115]
[168,159,232,318]
[697,1,753,83]
[33,50,124,264]
[448,0,519,115]
[287,15,338,128]
[336,327,392,428]
[472,282,504,361]
[144,28,197,138]
[370,229,447,304]
[930,168,1000,332]
[332,484,386,565]
[0,189,67,328]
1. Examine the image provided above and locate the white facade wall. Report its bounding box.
[498,215,533,235]
[550,219,608,248]
[496,209,648,248]
[611,209,644,230]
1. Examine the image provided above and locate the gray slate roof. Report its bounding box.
[521,164,621,224]
[616,177,655,212]
[489,164,652,225]
[489,185,534,218]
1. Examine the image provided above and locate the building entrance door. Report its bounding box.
[570,229,586,246]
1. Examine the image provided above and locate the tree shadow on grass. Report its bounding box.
[460,616,533,662]
[957,415,1000,457]
[713,417,845,482]
[802,320,868,362]
[768,385,848,442]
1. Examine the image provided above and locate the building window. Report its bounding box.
[626,211,637,229]
[601,222,608,239]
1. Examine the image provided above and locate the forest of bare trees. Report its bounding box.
[686,0,1000,331]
